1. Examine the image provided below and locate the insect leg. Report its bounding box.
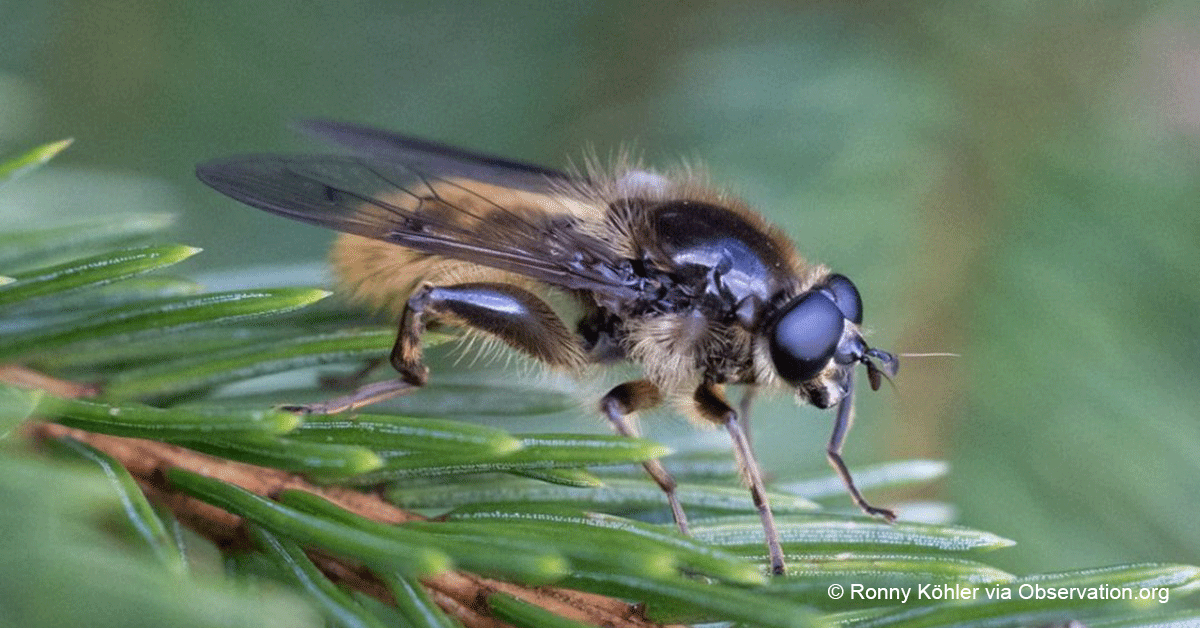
[694,382,786,575]
[599,380,689,535]
[318,357,385,390]
[391,282,583,377]
[738,386,757,448]
[827,371,896,521]
[291,282,582,414]
[286,378,418,414]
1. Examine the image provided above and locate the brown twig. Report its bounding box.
[28,423,676,628]
[0,364,98,399]
[5,361,677,628]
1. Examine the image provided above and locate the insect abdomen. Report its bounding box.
[329,234,536,316]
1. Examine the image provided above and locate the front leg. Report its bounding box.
[826,371,896,521]
[694,382,786,576]
[295,282,583,414]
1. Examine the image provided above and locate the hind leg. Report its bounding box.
[292,282,582,414]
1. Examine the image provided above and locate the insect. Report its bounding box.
[196,120,900,575]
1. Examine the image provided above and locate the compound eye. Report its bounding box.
[769,291,845,386]
[822,274,863,324]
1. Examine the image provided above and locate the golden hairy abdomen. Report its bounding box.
[329,234,540,316]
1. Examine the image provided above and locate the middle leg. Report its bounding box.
[599,379,689,535]
[694,381,786,575]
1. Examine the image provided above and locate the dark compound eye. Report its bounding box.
[769,291,846,386]
[821,274,863,325]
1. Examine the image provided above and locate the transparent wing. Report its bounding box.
[296,119,586,194]
[196,153,635,298]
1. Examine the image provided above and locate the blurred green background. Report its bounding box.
[2,1,1197,576]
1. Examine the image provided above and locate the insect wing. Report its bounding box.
[296,119,584,195]
[196,154,633,297]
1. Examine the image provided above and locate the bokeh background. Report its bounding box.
[2,1,1197,576]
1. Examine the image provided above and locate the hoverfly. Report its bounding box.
[197,120,900,575]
